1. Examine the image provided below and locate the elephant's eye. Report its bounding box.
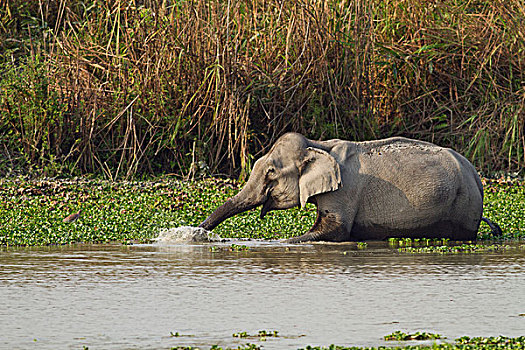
[266,167,277,181]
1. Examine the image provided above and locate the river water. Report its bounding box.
[1,241,524,349]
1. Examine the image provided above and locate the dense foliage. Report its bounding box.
[0,177,522,246]
[1,0,524,179]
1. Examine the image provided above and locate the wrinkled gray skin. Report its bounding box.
[200,133,500,242]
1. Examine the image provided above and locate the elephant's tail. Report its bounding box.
[481,217,503,236]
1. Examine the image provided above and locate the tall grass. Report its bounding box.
[1,0,523,178]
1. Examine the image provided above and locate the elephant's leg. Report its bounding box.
[285,232,325,243]
[284,210,351,243]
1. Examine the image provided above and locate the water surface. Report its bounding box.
[1,241,524,349]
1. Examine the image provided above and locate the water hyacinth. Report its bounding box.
[0,177,315,246]
[398,244,517,254]
[302,335,525,349]
[384,331,442,341]
[0,177,523,246]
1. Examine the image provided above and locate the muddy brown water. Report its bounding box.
[1,241,524,349]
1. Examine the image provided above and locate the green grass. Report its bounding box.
[0,177,523,246]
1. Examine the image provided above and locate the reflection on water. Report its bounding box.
[1,241,524,349]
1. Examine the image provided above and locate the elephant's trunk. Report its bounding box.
[199,163,268,231]
[199,195,259,231]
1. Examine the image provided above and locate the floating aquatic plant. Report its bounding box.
[357,242,368,249]
[232,330,279,340]
[301,335,525,349]
[455,336,525,346]
[388,238,451,247]
[229,244,250,252]
[384,331,442,341]
[0,177,523,246]
[0,178,314,246]
[398,244,514,254]
[173,345,261,350]
[232,332,249,338]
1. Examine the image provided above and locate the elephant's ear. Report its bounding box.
[298,147,342,208]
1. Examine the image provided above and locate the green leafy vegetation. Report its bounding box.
[170,332,194,338]
[388,238,451,247]
[357,242,368,249]
[232,330,279,341]
[397,244,523,254]
[480,179,525,239]
[257,330,279,338]
[456,336,525,346]
[211,345,261,350]
[169,335,525,349]
[0,177,522,246]
[384,331,442,341]
[0,177,315,246]
[229,244,250,252]
[302,336,525,349]
[232,332,249,339]
[172,345,260,350]
[388,237,525,254]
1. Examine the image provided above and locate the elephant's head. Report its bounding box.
[199,133,342,231]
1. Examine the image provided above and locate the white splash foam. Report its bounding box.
[154,226,221,244]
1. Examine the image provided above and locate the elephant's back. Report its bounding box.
[355,137,477,197]
[353,139,480,231]
[357,136,445,155]
[357,146,460,210]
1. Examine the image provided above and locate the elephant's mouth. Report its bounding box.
[260,197,274,219]
[260,195,300,219]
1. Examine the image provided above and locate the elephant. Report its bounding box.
[199,133,501,242]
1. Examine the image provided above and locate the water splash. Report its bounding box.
[154,226,221,243]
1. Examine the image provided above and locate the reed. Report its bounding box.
[1,0,523,178]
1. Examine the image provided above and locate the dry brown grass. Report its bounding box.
[0,0,523,178]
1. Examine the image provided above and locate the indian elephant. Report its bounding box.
[199,133,501,242]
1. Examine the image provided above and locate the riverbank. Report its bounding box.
[0,176,523,246]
